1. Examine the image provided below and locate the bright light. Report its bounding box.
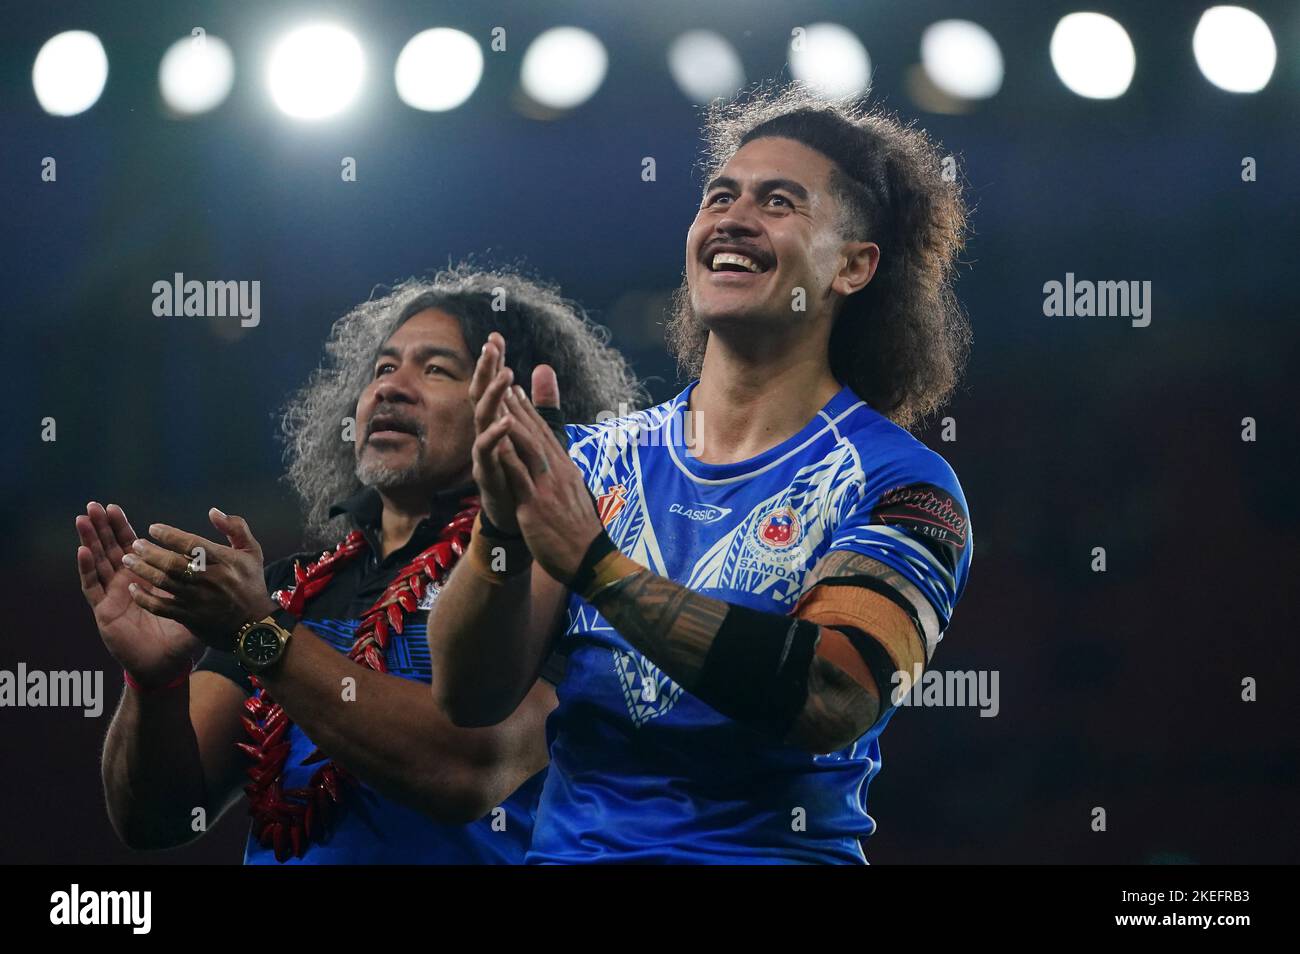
[1193,6,1276,93]
[788,23,870,99]
[395,28,483,111]
[921,20,1004,100]
[267,23,365,120]
[1050,13,1136,99]
[159,34,235,116]
[32,31,109,116]
[520,27,607,110]
[668,30,744,103]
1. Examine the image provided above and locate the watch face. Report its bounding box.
[242,626,282,664]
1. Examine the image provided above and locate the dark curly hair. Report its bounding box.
[281,262,646,543]
[667,83,970,430]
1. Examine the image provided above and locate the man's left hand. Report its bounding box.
[123,508,277,650]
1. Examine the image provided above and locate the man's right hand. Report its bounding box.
[76,502,202,688]
[470,332,525,535]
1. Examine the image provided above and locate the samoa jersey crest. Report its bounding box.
[755,506,801,552]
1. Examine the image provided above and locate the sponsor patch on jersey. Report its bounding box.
[595,484,629,527]
[871,482,969,571]
[668,502,731,524]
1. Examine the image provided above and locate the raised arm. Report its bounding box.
[102,673,250,849]
[429,549,568,728]
[78,502,248,849]
[428,332,569,727]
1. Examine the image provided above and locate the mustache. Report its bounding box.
[365,404,425,439]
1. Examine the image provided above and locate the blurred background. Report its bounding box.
[1,0,1297,864]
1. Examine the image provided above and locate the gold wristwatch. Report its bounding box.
[234,614,295,673]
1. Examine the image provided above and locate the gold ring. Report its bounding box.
[182,564,196,583]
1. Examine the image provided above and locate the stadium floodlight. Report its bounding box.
[33,31,109,116]
[267,23,365,120]
[159,33,235,116]
[520,27,608,111]
[668,30,745,104]
[1193,6,1276,93]
[1050,12,1136,100]
[921,20,1004,100]
[395,28,484,112]
[788,23,871,99]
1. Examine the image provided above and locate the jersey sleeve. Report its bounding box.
[825,447,972,638]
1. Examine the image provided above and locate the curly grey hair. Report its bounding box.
[281,263,646,544]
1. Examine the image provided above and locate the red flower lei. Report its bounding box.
[239,497,479,861]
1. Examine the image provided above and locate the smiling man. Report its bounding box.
[81,266,640,863]
[429,86,974,863]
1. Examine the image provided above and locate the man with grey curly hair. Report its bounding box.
[81,264,642,863]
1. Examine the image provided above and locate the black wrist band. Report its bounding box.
[536,405,570,449]
[533,402,601,521]
[570,529,617,594]
[271,607,299,632]
[478,508,525,541]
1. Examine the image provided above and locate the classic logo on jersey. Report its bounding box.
[871,482,969,572]
[595,484,629,527]
[669,502,731,524]
[754,506,802,552]
[612,649,683,727]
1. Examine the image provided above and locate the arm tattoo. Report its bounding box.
[595,569,728,690]
[785,656,880,752]
[594,550,939,751]
[804,549,908,589]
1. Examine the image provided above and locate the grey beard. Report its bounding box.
[355,439,432,490]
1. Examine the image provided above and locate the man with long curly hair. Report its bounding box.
[78,266,642,862]
[430,85,974,862]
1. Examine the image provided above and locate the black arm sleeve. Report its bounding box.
[193,553,302,696]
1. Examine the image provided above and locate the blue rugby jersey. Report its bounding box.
[527,382,972,864]
[197,487,544,865]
